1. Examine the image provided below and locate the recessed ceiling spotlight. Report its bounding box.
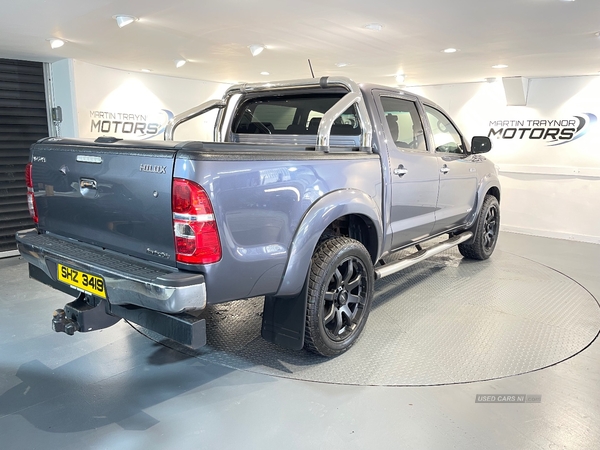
[559,0,575,2]
[175,59,187,68]
[492,64,508,69]
[395,73,406,84]
[47,38,65,49]
[260,71,270,76]
[249,44,265,56]
[364,23,383,31]
[141,69,152,73]
[113,15,138,28]
[443,48,458,53]
[484,77,497,83]
[335,62,349,67]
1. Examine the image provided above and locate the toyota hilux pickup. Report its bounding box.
[17,76,500,356]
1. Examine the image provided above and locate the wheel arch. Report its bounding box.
[276,189,383,297]
[486,185,500,203]
[465,174,501,229]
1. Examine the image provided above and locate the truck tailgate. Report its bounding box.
[30,139,177,267]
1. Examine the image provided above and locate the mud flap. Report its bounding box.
[261,279,308,351]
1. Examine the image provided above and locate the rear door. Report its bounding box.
[374,93,440,249]
[31,139,178,266]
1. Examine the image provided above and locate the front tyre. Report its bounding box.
[458,195,500,260]
[304,237,374,357]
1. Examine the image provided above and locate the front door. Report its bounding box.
[423,105,478,232]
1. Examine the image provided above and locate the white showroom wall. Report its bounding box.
[49,59,230,141]
[408,76,600,244]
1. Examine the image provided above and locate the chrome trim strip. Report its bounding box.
[173,213,215,222]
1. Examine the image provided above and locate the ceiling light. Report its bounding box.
[48,39,65,49]
[141,69,152,73]
[260,71,270,76]
[443,48,458,53]
[492,64,508,69]
[175,59,187,68]
[249,44,265,56]
[364,23,383,31]
[113,15,138,28]
[335,62,349,67]
[395,73,406,84]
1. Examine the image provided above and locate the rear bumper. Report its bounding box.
[16,229,207,314]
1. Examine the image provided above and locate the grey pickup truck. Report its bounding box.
[17,77,500,356]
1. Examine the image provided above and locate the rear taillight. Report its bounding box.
[25,162,38,223]
[172,178,221,264]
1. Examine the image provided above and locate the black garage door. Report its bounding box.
[0,59,49,254]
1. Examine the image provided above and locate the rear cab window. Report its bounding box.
[232,94,361,136]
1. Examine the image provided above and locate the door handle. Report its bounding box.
[394,164,408,177]
[440,164,450,174]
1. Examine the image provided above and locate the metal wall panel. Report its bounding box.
[0,59,49,254]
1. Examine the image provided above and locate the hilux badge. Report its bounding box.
[140,164,167,174]
[76,155,103,164]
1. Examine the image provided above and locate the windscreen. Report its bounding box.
[232,94,361,136]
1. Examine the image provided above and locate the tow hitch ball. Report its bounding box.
[52,309,78,335]
[51,294,121,336]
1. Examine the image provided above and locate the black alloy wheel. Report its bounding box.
[304,237,374,357]
[482,203,499,252]
[458,194,500,260]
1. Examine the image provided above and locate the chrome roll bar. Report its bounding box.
[165,76,373,151]
[164,99,226,141]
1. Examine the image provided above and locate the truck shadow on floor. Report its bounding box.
[0,341,257,433]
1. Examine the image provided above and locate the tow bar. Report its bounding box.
[51,293,207,349]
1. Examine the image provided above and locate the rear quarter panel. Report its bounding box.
[174,150,382,303]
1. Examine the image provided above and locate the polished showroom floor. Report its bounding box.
[1,232,599,449]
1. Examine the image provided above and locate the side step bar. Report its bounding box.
[374,231,473,280]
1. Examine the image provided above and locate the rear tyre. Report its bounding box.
[304,237,374,357]
[458,195,500,260]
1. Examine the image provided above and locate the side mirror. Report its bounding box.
[471,136,492,154]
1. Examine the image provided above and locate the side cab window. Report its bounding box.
[380,97,427,152]
[424,105,465,154]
